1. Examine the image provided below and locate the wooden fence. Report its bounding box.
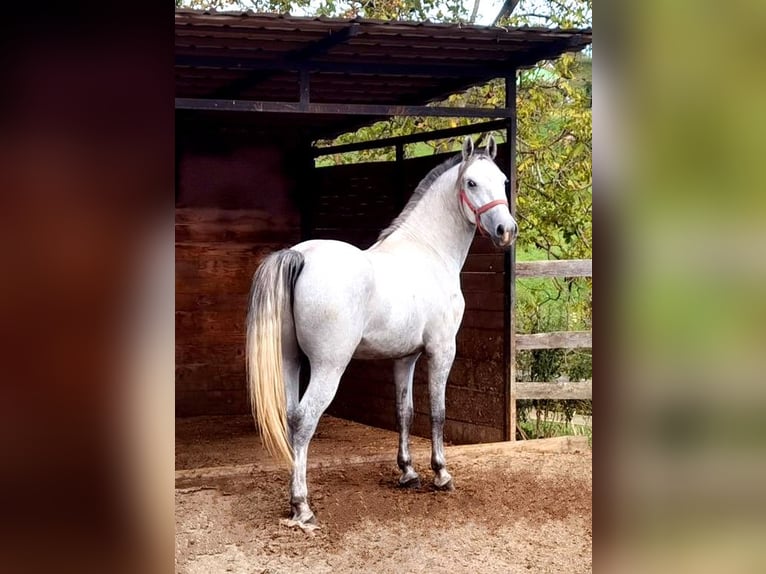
[510,258,592,437]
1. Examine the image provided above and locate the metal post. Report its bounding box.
[395,143,407,210]
[504,72,518,441]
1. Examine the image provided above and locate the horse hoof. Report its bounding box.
[302,513,317,525]
[398,476,421,489]
[291,510,316,524]
[289,502,316,526]
[433,478,454,491]
[280,517,319,532]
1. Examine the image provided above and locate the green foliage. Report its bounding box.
[515,53,592,261]
[178,0,311,13]
[507,0,591,28]
[177,0,466,20]
[326,0,465,21]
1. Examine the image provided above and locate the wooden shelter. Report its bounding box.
[175,10,592,443]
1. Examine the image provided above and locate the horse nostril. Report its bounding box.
[496,224,505,236]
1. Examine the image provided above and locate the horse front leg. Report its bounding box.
[427,344,456,490]
[394,353,421,488]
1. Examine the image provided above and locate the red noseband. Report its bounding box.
[459,188,509,237]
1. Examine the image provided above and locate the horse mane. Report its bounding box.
[377,150,491,242]
[377,153,462,241]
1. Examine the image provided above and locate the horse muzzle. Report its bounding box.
[492,220,518,249]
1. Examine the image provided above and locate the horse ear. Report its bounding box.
[462,136,474,161]
[485,135,497,159]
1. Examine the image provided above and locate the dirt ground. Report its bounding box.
[176,416,592,574]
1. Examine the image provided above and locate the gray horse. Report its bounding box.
[246,136,517,527]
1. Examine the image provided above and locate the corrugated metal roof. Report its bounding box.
[175,10,591,138]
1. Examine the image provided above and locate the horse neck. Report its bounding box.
[387,168,475,273]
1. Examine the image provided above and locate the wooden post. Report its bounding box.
[299,69,310,111]
[504,72,518,441]
[175,137,183,205]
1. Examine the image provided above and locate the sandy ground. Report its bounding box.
[176,416,592,573]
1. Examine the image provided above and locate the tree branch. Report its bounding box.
[470,0,481,23]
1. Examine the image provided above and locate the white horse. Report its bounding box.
[246,136,517,526]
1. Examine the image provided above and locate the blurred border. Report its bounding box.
[597,1,766,572]
[0,3,175,573]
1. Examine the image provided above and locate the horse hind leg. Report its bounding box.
[394,354,421,488]
[287,364,346,526]
[282,315,302,430]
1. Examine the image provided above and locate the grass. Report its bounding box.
[519,417,592,447]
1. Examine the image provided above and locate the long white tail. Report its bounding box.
[246,249,304,467]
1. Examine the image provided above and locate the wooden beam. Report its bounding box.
[505,72,518,441]
[516,259,592,278]
[207,23,361,99]
[515,381,592,400]
[175,98,513,118]
[175,35,591,81]
[175,435,589,485]
[313,119,509,156]
[308,75,492,140]
[516,331,592,350]
[446,435,589,456]
[177,53,512,80]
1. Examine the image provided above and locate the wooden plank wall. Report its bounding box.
[176,143,302,416]
[316,146,511,444]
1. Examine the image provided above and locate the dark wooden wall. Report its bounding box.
[314,147,510,444]
[175,143,302,416]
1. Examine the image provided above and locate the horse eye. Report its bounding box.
[467,179,476,188]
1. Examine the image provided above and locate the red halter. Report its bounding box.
[459,188,509,237]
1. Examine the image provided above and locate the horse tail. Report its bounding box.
[246,249,305,468]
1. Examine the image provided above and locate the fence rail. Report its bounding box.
[515,381,592,400]
[516,258,592,278]
[510,258,593,424]
[516,330,592,350]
